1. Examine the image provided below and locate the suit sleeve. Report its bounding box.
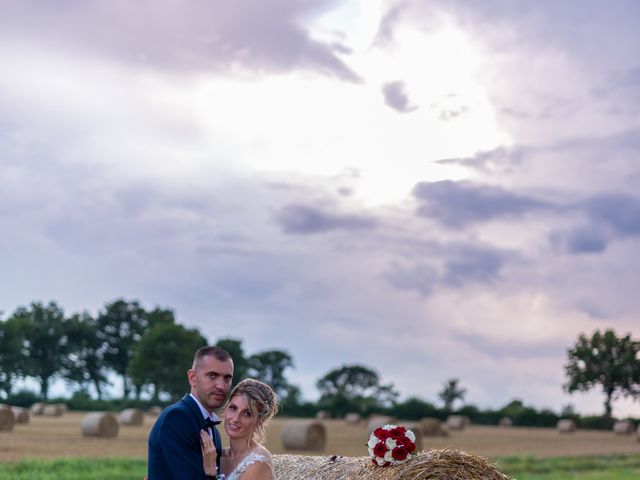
[157,408,208,479]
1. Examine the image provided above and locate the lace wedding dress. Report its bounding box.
[220,451,270,480]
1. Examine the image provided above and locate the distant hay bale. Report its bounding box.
[316,410,330,420]
[345,413,361,425]
[282,420,327,451]
[12,407,30,424]
[367,416,396,434]
[0,408,15,431]
[42,404,64,416]
[446,415,469,431]
[557,419,576,433]
[119,408,144,426]
[420,417,448,437]
[613,420,634,435]
[273,449,511,480]
[147,406,163,416]
[81,412,119,438]
[30,402,46,415]
[498,417,513,427]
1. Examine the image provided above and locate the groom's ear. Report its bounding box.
[187,368,196,387]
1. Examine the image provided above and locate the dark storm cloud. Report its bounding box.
[550,226,608,255]
[0,0,359,81]
[413,180,549,228]
[385,243,510,296]
[275,204,376,234]
[382,81,417,113]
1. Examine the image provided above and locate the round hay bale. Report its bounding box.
[30,402,45,415]
[367,416,396,434]
[613,420,634,435]
[119,408,144,426]
[316,410,330,420]
[12,407,30,424]
[557,419,576,433]
[0,408,15,431]
[498,417,513,427]
[42,404,64,416]
[446,415,468,431]
[345,413,362,425]
[147,406,163,416]
[281,420,327,451]
[273,449,510,479]
[420,417,448,437]
[81,412,119,438]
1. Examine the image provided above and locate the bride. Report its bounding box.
[201,378,279,480]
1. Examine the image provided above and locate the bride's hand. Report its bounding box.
[200,429,217,476]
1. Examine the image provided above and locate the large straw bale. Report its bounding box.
[119,408,144,426]
[557,419,576,433]
[0,408,15,431]
[282,420,327,451]
[613,420,634,435]
[42,404,65,416]
[419,418,448,437]
[30,402,46,415]
[498,417,513,427]
[446,415,469,431]
[81,412,119,438]
[273,449,511,480]
[12,406,30,424]
[345,413,362,425]
[367,416,396,434]
[148,406,163,416]
[316,410,330,420]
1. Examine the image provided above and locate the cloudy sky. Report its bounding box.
[2,0,640,416]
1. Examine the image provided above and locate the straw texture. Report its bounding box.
[81,412,119,437]
[273,449,511,480]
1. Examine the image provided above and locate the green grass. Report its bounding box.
[497,453,640,480]
[0,458,147,480]
[1,454,640,479]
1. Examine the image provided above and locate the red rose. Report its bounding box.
[404,440,416,453]
[374,427,390,440]
[389,427,406,440]
[373,442,389,458]
[391,446,409,461]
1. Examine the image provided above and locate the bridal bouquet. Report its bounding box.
[367,425,417,467]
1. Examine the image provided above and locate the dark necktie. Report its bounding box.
[205,418,220,430]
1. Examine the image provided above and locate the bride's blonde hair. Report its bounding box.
[229,378,279,443]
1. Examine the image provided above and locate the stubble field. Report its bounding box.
[1,412,639,463]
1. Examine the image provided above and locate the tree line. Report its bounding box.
[1,299,639,427]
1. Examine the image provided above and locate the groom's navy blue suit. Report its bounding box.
[148,394,222,479]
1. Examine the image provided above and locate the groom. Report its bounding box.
[148,346,234,479]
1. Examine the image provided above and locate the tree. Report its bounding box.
[64,312,110,400]
[248,349,295,399]
[316,364,399,416]
[0,316,25,398]
[438,378,466,412]
[565,329,640,417]
[215,337,250,386]
[128,322,207,401]
[10,301,71,399]
[97,299,149,399]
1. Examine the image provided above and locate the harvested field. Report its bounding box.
[1,414,639,462]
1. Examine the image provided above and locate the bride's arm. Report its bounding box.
[200,430,218,478]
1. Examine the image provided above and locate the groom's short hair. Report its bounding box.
[192,346,232,370]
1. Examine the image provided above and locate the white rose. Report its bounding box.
[385,438,397,449]
[406,429,416,442]
[384,450,393,462]
[367,436,379,449]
